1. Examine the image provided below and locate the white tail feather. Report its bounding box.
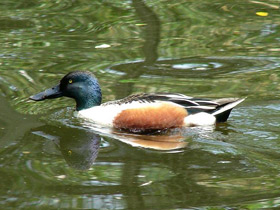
[212,98,246,116]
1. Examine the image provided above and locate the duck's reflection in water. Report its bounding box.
[32,125,100,170]
[58,130,100,170]
[80,121,188,152]
[32,123,190,170]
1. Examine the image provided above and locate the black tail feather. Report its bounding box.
[214,109,232,123]
[211,98,245,123]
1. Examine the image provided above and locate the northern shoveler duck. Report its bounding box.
[30,71,245,133]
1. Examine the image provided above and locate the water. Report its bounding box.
[0,0,280,209]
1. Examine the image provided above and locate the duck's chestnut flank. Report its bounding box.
[113,103,188,132]
[30,71,245,133]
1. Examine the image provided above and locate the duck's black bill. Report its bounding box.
[29,84,63,101]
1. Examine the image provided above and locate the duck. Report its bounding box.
[29,71,245,133]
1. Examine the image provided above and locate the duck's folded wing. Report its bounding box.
[132,93,219,113]
[133,93,245,123]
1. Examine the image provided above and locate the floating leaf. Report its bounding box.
[221,5,230,12]
[256,12,268,16]
[95,44,111,49]
[55,175,66,179]
[135,23,147,26]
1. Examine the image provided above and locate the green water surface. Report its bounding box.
[0,0,280,209]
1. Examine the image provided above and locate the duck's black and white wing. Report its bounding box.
[152,93,245,123]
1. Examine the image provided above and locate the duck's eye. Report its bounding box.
[69,79,73,84]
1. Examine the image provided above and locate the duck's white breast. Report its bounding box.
[76,105,120,126]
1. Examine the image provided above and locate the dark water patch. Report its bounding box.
[0,18,34,31]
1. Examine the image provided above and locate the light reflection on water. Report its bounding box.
[0,0,280,209]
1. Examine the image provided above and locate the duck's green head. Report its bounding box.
[30,71,102,111]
